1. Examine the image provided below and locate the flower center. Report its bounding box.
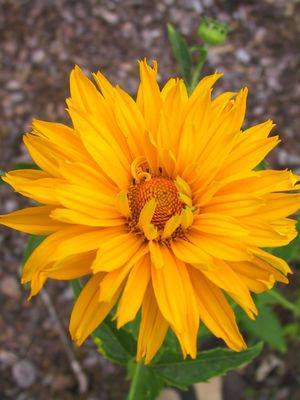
[128,177,184,230]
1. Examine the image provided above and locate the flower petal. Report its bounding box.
[136,282,169,364]
[116,255,151,327]
[151,248,188,333]
[189,267,246,351]
[92,233,147,272]
[69,273,121,346]
[0,205,65,234]
[137,59,161,136]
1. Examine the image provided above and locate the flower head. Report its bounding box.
[1,60,300,364]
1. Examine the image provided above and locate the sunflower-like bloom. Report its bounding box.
[1,61,300,364]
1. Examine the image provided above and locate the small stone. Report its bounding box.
[158,388,181,400]
[58,286,73,302]
[202,0,215,7]
[94,7,119,25]
[0,350,18,367]
[192,0,204,12]
[12,359,37,388]
[194,376,223,400]
[163,0,174,5]
[10,92,24,104]
[4,199,18,213]
[235,48,251,64]
[6,80,22,91]
[121,22,135,38]
[0,276,22,300]
[51,374,74,392]
[31,49,46,64]
[255,354,283,382]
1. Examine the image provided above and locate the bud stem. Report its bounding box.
[189,44,209,95]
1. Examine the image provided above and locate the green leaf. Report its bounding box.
[70,279,82,298]
[151,343,263,389]
[255,160,268,171]
[240,305,286,352]
[167,23,192,85]
[15,162,40,170]
[71,279,136,365]
[127,362,164,400]
[93,318,137,365]
[0,169,6,184]
[282,322,299,339]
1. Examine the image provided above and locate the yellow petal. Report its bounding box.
[22,226,102,285]
[143,224,159,240]
[0,205,65,234]
[138,198,156,229]
[3,170,63,205]
[67,106,130,190]
[22,226,92,296]
[93,70,115,106]
[193,213,248,237]
[137,59,161,136]
[180,207,194,229]
[117,255,151,327]
[251,193,300,221]
[203,193,263,217]
[58,160,117,196]
[99,262,133,303]
[189,230,251,261]
[56,184,121,219]
[116,192,131,218]
[250,247,292,275]
[218,136,279,179]
[240,219,297,247]
[198,259,258,319]
[228,258,288,294]
[47,251,95,280]
[51,208,124,227]
[69,66,131,161]
[151,248,187,333]
[136,283,169,364]
[23,134,61,177]
[171,238,212,265]
[114,87,147,159]
[53,227,122,259]
[32,119,96,166]
[175,175,192,197]
[69,273,121,346]
[217,169,298,197]
[189,267,246,351]
[161,214,182,239]
[149,240,164,268]
[173,260,199,358]
[161,79,188,154]
[92,233,146,272]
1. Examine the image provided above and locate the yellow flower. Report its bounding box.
[1,60,300,364]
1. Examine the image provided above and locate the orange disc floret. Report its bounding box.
[128,177,183,229]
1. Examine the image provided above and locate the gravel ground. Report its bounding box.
[1,0,300,399]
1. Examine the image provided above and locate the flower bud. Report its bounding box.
[198,17,229,46]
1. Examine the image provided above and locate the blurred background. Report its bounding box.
[1,0,300,399]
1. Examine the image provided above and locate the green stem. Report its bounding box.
[268,290,299,317]
[127,362,143,400]
[189,44,209,94]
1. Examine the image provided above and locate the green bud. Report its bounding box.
[198,17,230,46]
